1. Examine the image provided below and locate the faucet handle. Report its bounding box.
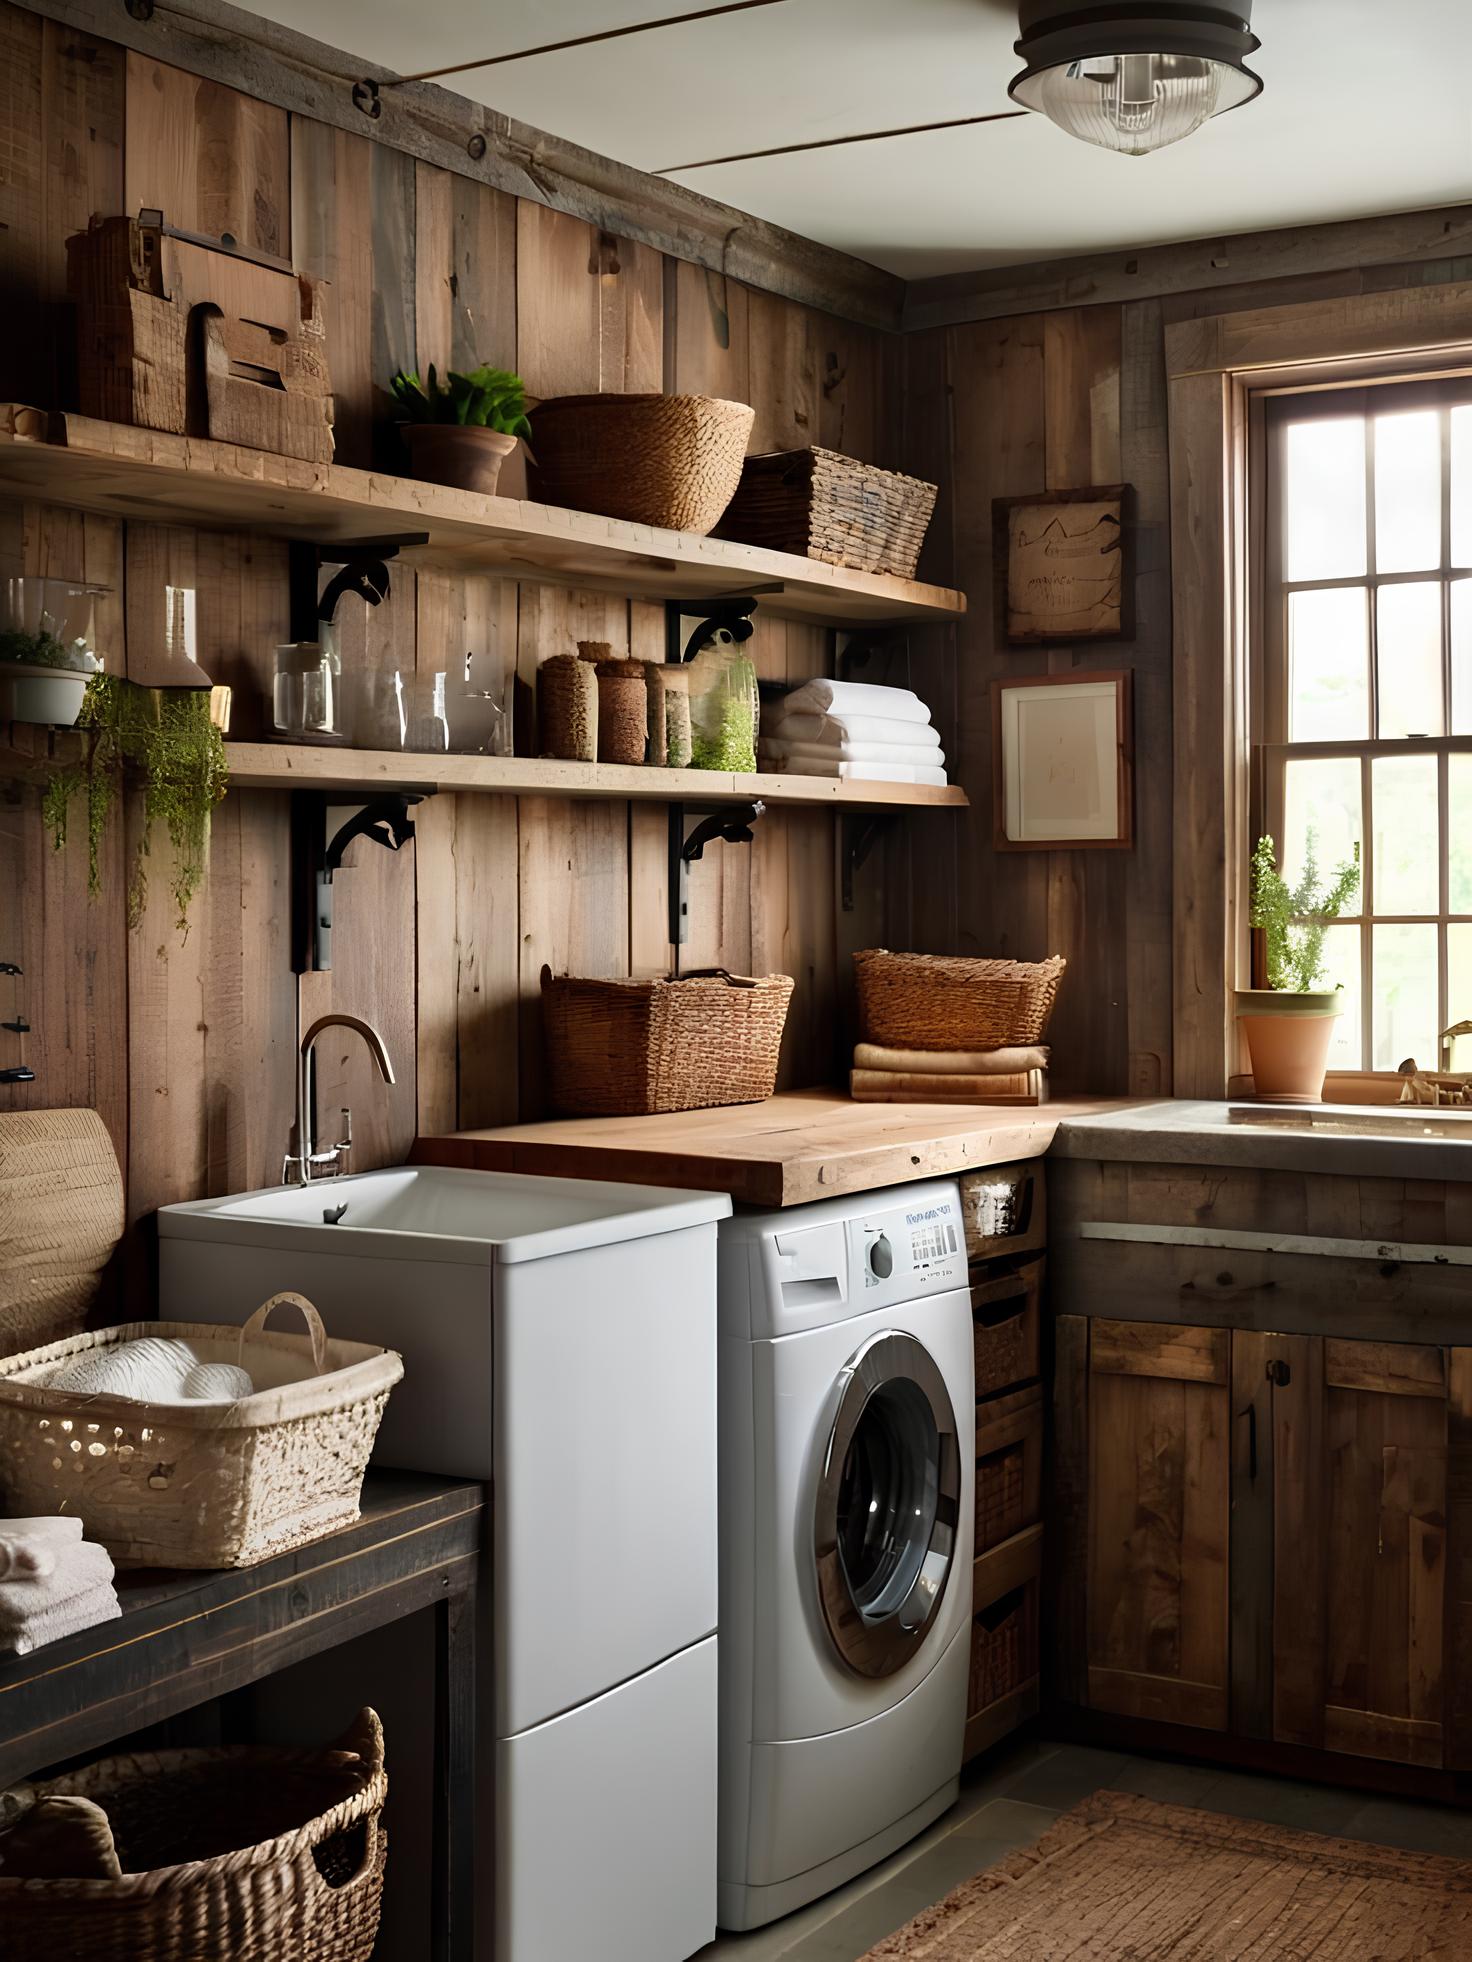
[333,1106,353,1176]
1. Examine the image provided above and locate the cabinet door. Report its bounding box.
[1084,1320,1231,1729]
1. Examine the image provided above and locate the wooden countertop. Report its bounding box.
[415,1089,1137,1209]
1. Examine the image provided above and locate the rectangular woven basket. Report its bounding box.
[714,446,938,579]
[854,949,1067,1052]
[541,967,794,1116]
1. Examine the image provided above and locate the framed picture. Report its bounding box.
[992,671,1133,852]
[993,485,1132,645]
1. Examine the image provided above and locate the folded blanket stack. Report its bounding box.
[0,1516,120,1656]
[759,679,948,786]
[849,1042,1050,1107]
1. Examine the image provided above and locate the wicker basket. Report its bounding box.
[541,966,794,1116]
[529,394,755,534]
[0,1709,386,1962]
[0,1295,403,1568]
[715,446,938,579]
[853,949,1066,1051]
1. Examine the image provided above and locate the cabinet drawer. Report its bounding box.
[971,1257,1043,1399]
[975,1384,1044,1555]
[960,1161,1046,1262]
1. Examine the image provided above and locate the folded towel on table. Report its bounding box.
[763,737,947,769]
[0,1582,121,1656]
[0,1516,83,1582]
[773,712,943,750]
[854,1043,1049,1075]
[850,1068,1046,1106]
[0,1539,116,1624]
[758,747,948,786]
[781,679,933,723]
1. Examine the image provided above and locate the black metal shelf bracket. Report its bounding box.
[0,961,32,1083]
[287,536,427,642]
[291,791,423,973]
[664,595,762,666]
[669,800,765,947]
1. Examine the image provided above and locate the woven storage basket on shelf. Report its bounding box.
[0,1709,386,1962]
[0,1294,402,1568]
[541,966,794,1116]
[529,394,755,534]
[853,949,1066,1051]
[0,1108,124,1361]
[714,446,939,579]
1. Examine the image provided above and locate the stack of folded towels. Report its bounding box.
[0,1516,119,1656]
[759,678,947,786]
[850,1043,1049,1106]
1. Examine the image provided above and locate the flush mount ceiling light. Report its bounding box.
[1010,2,1262,156]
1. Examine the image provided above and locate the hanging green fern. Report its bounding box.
[43,676,229,935]
[1250,830,1360,992]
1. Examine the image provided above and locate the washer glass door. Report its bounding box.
[814,1329,962,1679]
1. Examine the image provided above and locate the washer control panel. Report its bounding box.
[852,1186,966,1301]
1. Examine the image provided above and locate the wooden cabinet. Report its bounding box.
[1055,1316,1472,1776]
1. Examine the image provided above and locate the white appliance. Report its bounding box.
[715,1179,975,1931]
[159,1165,732,1962]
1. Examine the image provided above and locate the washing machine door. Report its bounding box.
[814,1328,962,1680]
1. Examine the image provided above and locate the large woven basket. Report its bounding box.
[541,966,794,1116]
[0,1108,124,1360]
[529,393,755,533]
[854,950,1066,1052]
[0,1295,403,1568]
[715,446,938,579]
[0,1709,386,1962]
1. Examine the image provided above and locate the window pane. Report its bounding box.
[1447,924,1472,1068]
[1374,409,1441,574]
[1451,755,1472,913]
[1371,754,1438,915]
[1372,922,1438,1071]
[1453,406,1472,569]
[1453,580,1472,734]
[1282,756,1362,906]
[1288,587,1369,740]
[1319,923,1363,1071]
[1376,582,1444,737]
[1286,418,1366,582]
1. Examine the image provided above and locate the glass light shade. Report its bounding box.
[1013,50,1258,155]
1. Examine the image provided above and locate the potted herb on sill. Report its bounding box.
[1239,831,1361,1104]
[389,363,532,496]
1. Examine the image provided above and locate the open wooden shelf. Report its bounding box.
[0,417,967,627]
[222,743,970,809]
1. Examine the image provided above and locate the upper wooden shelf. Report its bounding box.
[0,417,967,628]
[223,743,970,810]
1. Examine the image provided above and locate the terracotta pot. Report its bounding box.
[402,425,519,495]
[1235,989,1342,1103]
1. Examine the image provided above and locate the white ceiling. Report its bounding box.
[258,0,1472,279]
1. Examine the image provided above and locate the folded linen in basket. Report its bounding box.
[0,1539,115,1624]
[853,1043,1049,1075]
[0,1515,84,1582]
[48,1335,254,1405]
[780,679,933,723]
[0,1582,121,1656]
[763,737,947,769]
[772,712,943,750]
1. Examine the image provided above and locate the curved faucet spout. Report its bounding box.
[289,1014,397,1184]
[301,1013,396,1085]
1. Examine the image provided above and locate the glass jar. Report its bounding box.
[271,628,344,742]
[687,633,759,773]
[447,648,514,756]
[402,672,450,753]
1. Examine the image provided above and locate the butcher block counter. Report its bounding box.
[414,1089,1135,1208]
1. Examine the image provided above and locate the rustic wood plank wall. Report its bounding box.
[0,1,896,1245]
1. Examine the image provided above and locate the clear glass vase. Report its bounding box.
[687,636,759,773]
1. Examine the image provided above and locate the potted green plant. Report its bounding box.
[388,364,532,495]
[1239,831,1361,1103]
[0,578,108,726]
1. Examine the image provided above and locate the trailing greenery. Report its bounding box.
[43,675,229,935]
[389,363,532,436]
[0,627,96,672]
[1250,831,1361,993]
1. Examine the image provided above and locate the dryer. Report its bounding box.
[716,1180,975,1931]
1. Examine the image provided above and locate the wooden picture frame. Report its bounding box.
[992,671,1134,852]
[993,485,1132,645]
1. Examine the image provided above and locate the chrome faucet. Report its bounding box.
[285,1014,395,1185]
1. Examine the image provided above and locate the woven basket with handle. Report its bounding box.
[854,950,1066,1052]
[0,1709,386,1962]
[529,394,755,534]
[714,446,938,579]
[0,1294,402,1568]
[541,966,794,1116]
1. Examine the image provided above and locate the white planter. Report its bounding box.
[0,661,92,727]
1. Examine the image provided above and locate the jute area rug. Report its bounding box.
[862,1791,1472,1959]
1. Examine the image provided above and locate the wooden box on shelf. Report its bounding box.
[971,1257,1044,1400]
[965,1522,1043,1764]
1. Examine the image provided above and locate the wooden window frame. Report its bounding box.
[1165,280,1472,1097]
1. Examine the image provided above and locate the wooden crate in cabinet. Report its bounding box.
[971,1257,1044,1400]
[960,1161,1047,1264]
[975,1383,1044,1556]
[963,1522,1042,1764]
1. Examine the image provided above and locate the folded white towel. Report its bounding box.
[759,751,948,786]
[0,1517,83,1582]
[0,1583,121,1657]
[774,712,943,750]
[764,738,947,769]
[49,1337,254,1406]
[781,679,933,723]
[0,1541,116,1624]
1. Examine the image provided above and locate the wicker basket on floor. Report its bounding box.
[714,446,938,579]
[541,966,794,1116]
[0,1295,403,1568]
[529,394,755,534]
[853,949,1066,1052]
[0,1709,386,1962]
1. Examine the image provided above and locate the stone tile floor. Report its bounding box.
[695,1737,1472,1961]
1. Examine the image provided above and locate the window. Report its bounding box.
[1259,381,1472,1076]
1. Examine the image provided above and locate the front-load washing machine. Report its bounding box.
[716,1179,974,1931]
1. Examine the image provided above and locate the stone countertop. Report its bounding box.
[1050,1099,1472,1181]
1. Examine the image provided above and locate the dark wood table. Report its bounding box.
[0,1471,483,1962]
